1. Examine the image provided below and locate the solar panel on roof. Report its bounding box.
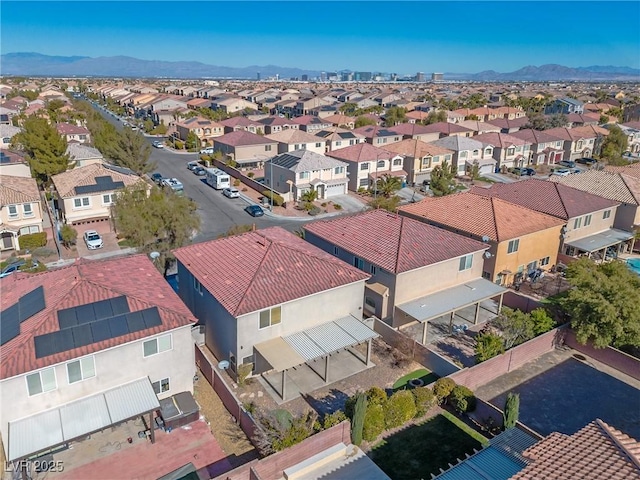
[74,177,125,195]
[104,164,134,176]
[71,323,94,348]
[18,286,46,322]
[90,319,112,343]
[55,329,75,353]
[0,303,20,346]
[57,307,78,329]
[125,311,145,332]
[75,303,97,325]
[34,333,57,358]
[107,315,129,337]
[141,308,162,329]
[91,299,114,322]
[110,297,130,315]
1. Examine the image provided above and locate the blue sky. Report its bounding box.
[2,1,639,73]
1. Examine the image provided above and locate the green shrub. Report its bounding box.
[384,390,417,429]
[308,206,322,216]
[60,225,78,248]
[450,385,477,413]
[322,410,347,429]
[303,201,314,211]
[503,392,520,429]
[530,308,555,335]
[366,386,388,407]
[351,393,367,446]
[19,232,47,250]
[412,387,436,417]
[237,363,253,386]
[247,172,255,178]
[262,190,285,207]
[433,378,457,404]
[333,203,342,210]
[234,178,241,187]
[363,403,385,442]
[475,331,505,363]
[174,140,184,150]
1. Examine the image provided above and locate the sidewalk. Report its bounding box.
[45,247,138,269]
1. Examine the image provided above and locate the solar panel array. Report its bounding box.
[74,176,125,195]
[0,286,46,346]
[104,164,135,176]
[34,306,162,358]
[57,296,130,329]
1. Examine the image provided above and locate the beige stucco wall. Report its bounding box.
[61,192,115,224]
[0,164,32,177]
[0,325,195,457]
[563,206,617,243]
[276,141,325,156]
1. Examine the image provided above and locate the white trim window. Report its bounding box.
[102,193,117,205]
[8,204,19,219]
[603,210,611,220]
[26,367,57,396]
[194,277,203,295]
[143,334,173,357]
[67,356,96,384]
[73,197,90,209]
[152,377,170,394]
[459,254,473,271]
[507,239,520,254]
[22,203,34,218]
[584,214,592,227]
[259,306,282,329]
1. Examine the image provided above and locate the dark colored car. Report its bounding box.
[193,166,207,176]
[0,259,41,278]
[558,160,576,168]
[511,167,535,176]
[151,173,163,184]
[244,205,264,217]
[576,157,597,165]
[523,167,536,176]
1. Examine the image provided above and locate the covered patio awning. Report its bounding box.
[565,228,634,253]
[8,377,160,462]
[396,278,507,323]
[255,315,378,373]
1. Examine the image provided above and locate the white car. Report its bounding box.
[223,187,240,198]
[152,140,164,149]
[83,230,104,250]
[200,147,214,154]
[551,168,571,177]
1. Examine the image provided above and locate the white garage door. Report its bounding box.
[325,183,346,197]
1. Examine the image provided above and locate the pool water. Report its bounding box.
[628,258,640,276]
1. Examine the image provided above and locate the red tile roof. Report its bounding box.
[398,192,565,242]
[0,255,196,380]
[473,132,532,148]
[389,122,434,137]
[512,419,640,480]
[56,122,90,135]
[326,142,394,163]
[469,178,619,220]
[304,209,488,274]
[421,122,473,135]
[172,227,370,316]
[219,117,262,128]
[214,130,276,147]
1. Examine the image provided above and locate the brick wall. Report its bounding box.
[472,399,543,440]
[373,318,461,377]
[211,159,278,199]
[215,422,351,480]
[564,329,640,381]
[448,327,566,391]
[502,291,542,313]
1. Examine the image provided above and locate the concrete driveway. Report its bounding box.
[328,194,368,214]
[75,231,121,258]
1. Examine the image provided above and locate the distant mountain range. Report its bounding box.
[1,53,639,81]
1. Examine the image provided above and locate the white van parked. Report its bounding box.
[205,168,231,190]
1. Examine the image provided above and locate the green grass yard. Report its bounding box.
[370,412,488,479]
[392,369,439,391]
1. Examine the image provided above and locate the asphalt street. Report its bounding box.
[90,102,311,241]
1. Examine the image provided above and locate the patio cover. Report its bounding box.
[396,278,507,323]
[565,228,634,253]
[8,377,159,461]
[254,315,378,373]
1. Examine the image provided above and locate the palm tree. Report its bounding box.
[375,174,402,198]
[300,189,318,203]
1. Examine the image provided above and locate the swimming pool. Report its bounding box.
[628,258,640,276]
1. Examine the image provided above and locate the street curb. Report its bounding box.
[237,192,358,222]
[45,247,139,269]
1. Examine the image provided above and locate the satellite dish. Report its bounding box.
[484,251,492,259]
[218,360,230,370]
[149,251,160,260]
[481,235,490,243]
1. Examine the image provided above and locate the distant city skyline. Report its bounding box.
[2,1,639,73]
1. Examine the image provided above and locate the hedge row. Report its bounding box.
[19,232,47,250]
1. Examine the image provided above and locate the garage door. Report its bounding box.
[479,164,494,174]
[325,183,346,197]
[72,217,112,234]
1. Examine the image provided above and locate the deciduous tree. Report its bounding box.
[384,106,407,127]
[475,330,505,363]
[600,125,628,166]
[111,128,155,175]
[429,160,456,196]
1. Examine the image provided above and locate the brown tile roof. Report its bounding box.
[303,209,488,274]
[398,192,565,242]
[384,138,453,158]
[352,125,399,139]
[389,122,433,137]
[172,227,370,316]
[258,116,298,127]
[474,132,532,148]
[545,125,610,142]
[469,178,619,219]
[291,115,332,126]
[512,419,640,480]
[486,117,530,130]
[52,163,144,198]
[265,129,323,144]
[421,121,473,135]
[214,130,276,147]
[219,117,262,128]
[326,142,395,163]
[510,128,565,144]
[605,163,640,180]
[0,255,196,379]
[323,114,356,126]
[0,175,40,205]
[548,169,640,206]
[56,122,90,135]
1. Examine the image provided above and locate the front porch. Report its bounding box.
[563,228,636,262]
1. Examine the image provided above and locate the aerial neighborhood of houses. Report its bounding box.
[1,75,640,480]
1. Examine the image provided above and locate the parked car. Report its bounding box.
[187,161,199,171]
[200,147,215,154]
[244,205,264,217]
[558,160,576,168]
[0,259,41,278]
[152,141,164,149]
[151,172,164,184]
[510,167,531,176]
[223,187,240,198]
[83,230,104,250]
[551,168,571,177]
[193,166,207,176]
[576,157,597,165]
[522,167,536,176]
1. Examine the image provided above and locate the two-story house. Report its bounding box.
[545,98,585,115]
[291,115,334,133]
[174,116,224,147]
[219,116,264,134]
[389,123,441,143]
[314,128,367,152]
[353,125,403,147]
[510,129,565,165]
[486,117,529,134]
[51,163,145,233]
[322,114,356,129]
[172,227,376,400]
[66,143,104,168]
[327,142,406,191]
[212,131,278,167]
[384,139,454,186]
[0,125,20,149]
[257,116,300,135]
[456,120,502,136]
[618,123,640,154]
[264,149,349,201]
[398,192,565,286]
[265,129,326,155]
[0,254,197,465]
[304,210,507,336]
[474,132,532,170]
[211,97,259,113]
[56,123,90,144]
[422,121,474,139]
[543,125,609,161]
[0,175,44,251]
[471,179,633,263]
[429,136,495,176]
